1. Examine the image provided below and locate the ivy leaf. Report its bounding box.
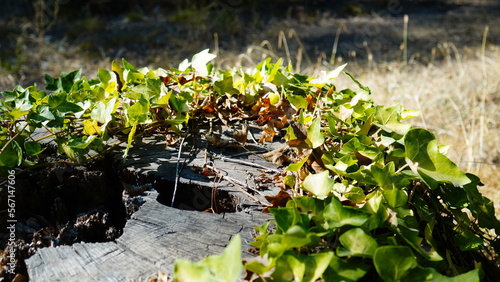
[202,234,242,282]
[404,267,479,282]
[394,224,443,261]
[307,63,347,87]
[97,69,117,93]
[0,140,22,167]
[191,49,217,76]
[287,94,309,109]
[323,197,370,228]
[154,85,172,105]
[337,228,378,258]
[323,254,370,281]
[173,234,242,282]
[126,96,150,125]
[214,71,239,95]
[91,97,116,126]
[306,117,325,148]
[83,119,102,135]
[405,129,470,188]
[454,229,484,251]
[67,135,97,149]
[56,101,84,114]
[24,141,44,156]
[324,154,358,175]
[173,260,211,281]
[270,207,308,233]
[272,252,305,281]
[272,251,333,282]
[373,246,419,282]
[281,225,320,250]
[303,171,334,197]
[44,69,82,92]
[373,105,412,136]
[383,189,408,208]
[344,72,371,94]
[286,155,309,172]
[341,137,381,163]
[344,186,366,204]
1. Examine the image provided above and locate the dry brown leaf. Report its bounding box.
[262,144,290,166]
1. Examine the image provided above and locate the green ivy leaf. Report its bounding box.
[394,224,443,261]
[272,251,333,282]
[272,252,305,281]
[341,137,380,162]
[155,85,172,105]
[0,140,22,167]
[270,207,308,233]
[344,72,371,94]
[306,117,325,148]
[285,155,309,172]
[97,69,118,93]
[24,141,44,156]
[404,267,479,282]
[45,69,82,92]
[126,96,150,125]
[405,129,470,188]
[373,246,419,282]
[281,225,319,250]
[214,71,239,95]
[173,234,242,282]
[56,101,84,114]
[323,254,370,281]
[373,105,412,135]
[337,228,378,258]
[323,197,370,228]
[287,94,309,109]
[454,229,484,251]
[67,135,97,149]
[383,189,408,208]
[344,186,366,204]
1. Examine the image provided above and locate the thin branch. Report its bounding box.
[206,165,270,207]
[210,152,281,173]
[171,135,187,208]
[0,123,29,155]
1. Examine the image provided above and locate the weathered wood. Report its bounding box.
[26,183,273,280]
[24,124,283,280]
[116,125,284,211]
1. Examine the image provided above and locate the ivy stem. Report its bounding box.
[0,123,28,155]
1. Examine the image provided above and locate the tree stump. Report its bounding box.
[25,125,283,280]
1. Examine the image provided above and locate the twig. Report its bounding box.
[210,153,281,173]
[0,123,29,155]
[206,165,270,206]
[171,135,186,208]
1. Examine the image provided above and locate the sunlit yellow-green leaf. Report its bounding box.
[306,117,325,148]
[303,171,333,197]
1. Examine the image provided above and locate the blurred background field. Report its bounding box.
[1,0,499,214]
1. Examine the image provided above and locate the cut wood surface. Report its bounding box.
[26,191,273,281]
[25,125,281,280]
